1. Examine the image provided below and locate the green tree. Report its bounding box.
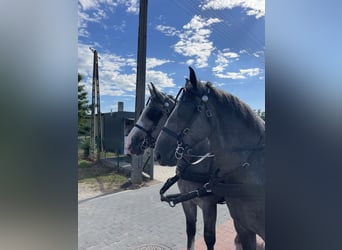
[78,73,90,136]
[255,109,265,121]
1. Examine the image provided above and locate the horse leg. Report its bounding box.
[181,201,197,250]
[202,202,217,250]
[233,220,256,250]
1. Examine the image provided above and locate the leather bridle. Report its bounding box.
[161,86,214,160]
[134,96,174,150]
[161,85,265,162]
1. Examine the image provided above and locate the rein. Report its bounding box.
[159,158,215,207]
[158,84,266,206]
[159,140,265,207]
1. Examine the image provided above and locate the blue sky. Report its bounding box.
[78,0,265,113]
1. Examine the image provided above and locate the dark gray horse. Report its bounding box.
[126,83,224,250]
[155,67,265,250]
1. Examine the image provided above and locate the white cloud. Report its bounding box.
[78,43,174,98]
[201,0,264,19]
[252,50,264,58]
[79,0,119,11]
[146,58,173,70]
[216,72,245,79]
[113,20,126,32]
[213,49,240,73]
[155,25,179,36]
[120,0,139,14]
[215,67,261,79]
[240,68,260,76]
[79,28,90,38]
[156,15,222,68]
[146,70,175,89]
[79,0,100,10]
[78,0,139,37]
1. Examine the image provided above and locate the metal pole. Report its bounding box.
[131,0,148,185]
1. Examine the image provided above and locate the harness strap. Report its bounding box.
[230,143,266,152]
[159,162,214,207]
[134,123,150,134]
[209,182,264,199]
[162,127,181,140]
[160,184,211,207]
[159,174,180,196]
[134,124,156,149]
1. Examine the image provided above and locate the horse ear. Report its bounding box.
[185,78,191,89]
[148,82,154,97]
[188,66,197,89]
[149,82,164,101]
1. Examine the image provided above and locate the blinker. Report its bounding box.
[201,95,208,102]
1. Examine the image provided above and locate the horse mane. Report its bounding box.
[202,81,264,132]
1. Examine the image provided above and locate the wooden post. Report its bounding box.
[89,48,103,161]
[131,0,149,185]
[94,50,103,161]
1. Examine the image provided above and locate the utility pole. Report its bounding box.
[131,0,149,185]
[95,50,103,160]
[89,48,96,160]
[89,48,103,161]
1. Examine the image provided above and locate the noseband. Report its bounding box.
[134,123,156,150]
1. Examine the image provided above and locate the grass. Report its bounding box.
[79,174,127,185]
[78,159,128,196]
[78,159,92,168]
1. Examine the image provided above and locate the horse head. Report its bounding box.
[126,82,176,155]
[155,67,214,165]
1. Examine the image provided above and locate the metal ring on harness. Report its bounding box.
[141,138,149,151]
[169,200,175,207]
[203,182,212,193]
[183,128,190,135]
[175,144,184,160]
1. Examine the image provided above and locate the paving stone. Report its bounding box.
[79,164,263,250]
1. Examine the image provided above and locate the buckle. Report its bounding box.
[175,145,184,160]
[204,183,212,193]
[242,162,250,168]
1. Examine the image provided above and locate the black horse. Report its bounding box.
[126,83,226,250]
[155,67,265,250]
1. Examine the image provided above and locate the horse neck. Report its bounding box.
[190,138,210,154]
[210,111,264,160]
[209,117,265,181]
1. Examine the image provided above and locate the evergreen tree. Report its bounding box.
[78,73,90,135]
[255,109,265,121]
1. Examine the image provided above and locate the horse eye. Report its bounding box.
[146,108,163,123]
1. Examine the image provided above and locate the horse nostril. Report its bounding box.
[154,151,161,162]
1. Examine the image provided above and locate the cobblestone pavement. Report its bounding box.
[78,164,264,250]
